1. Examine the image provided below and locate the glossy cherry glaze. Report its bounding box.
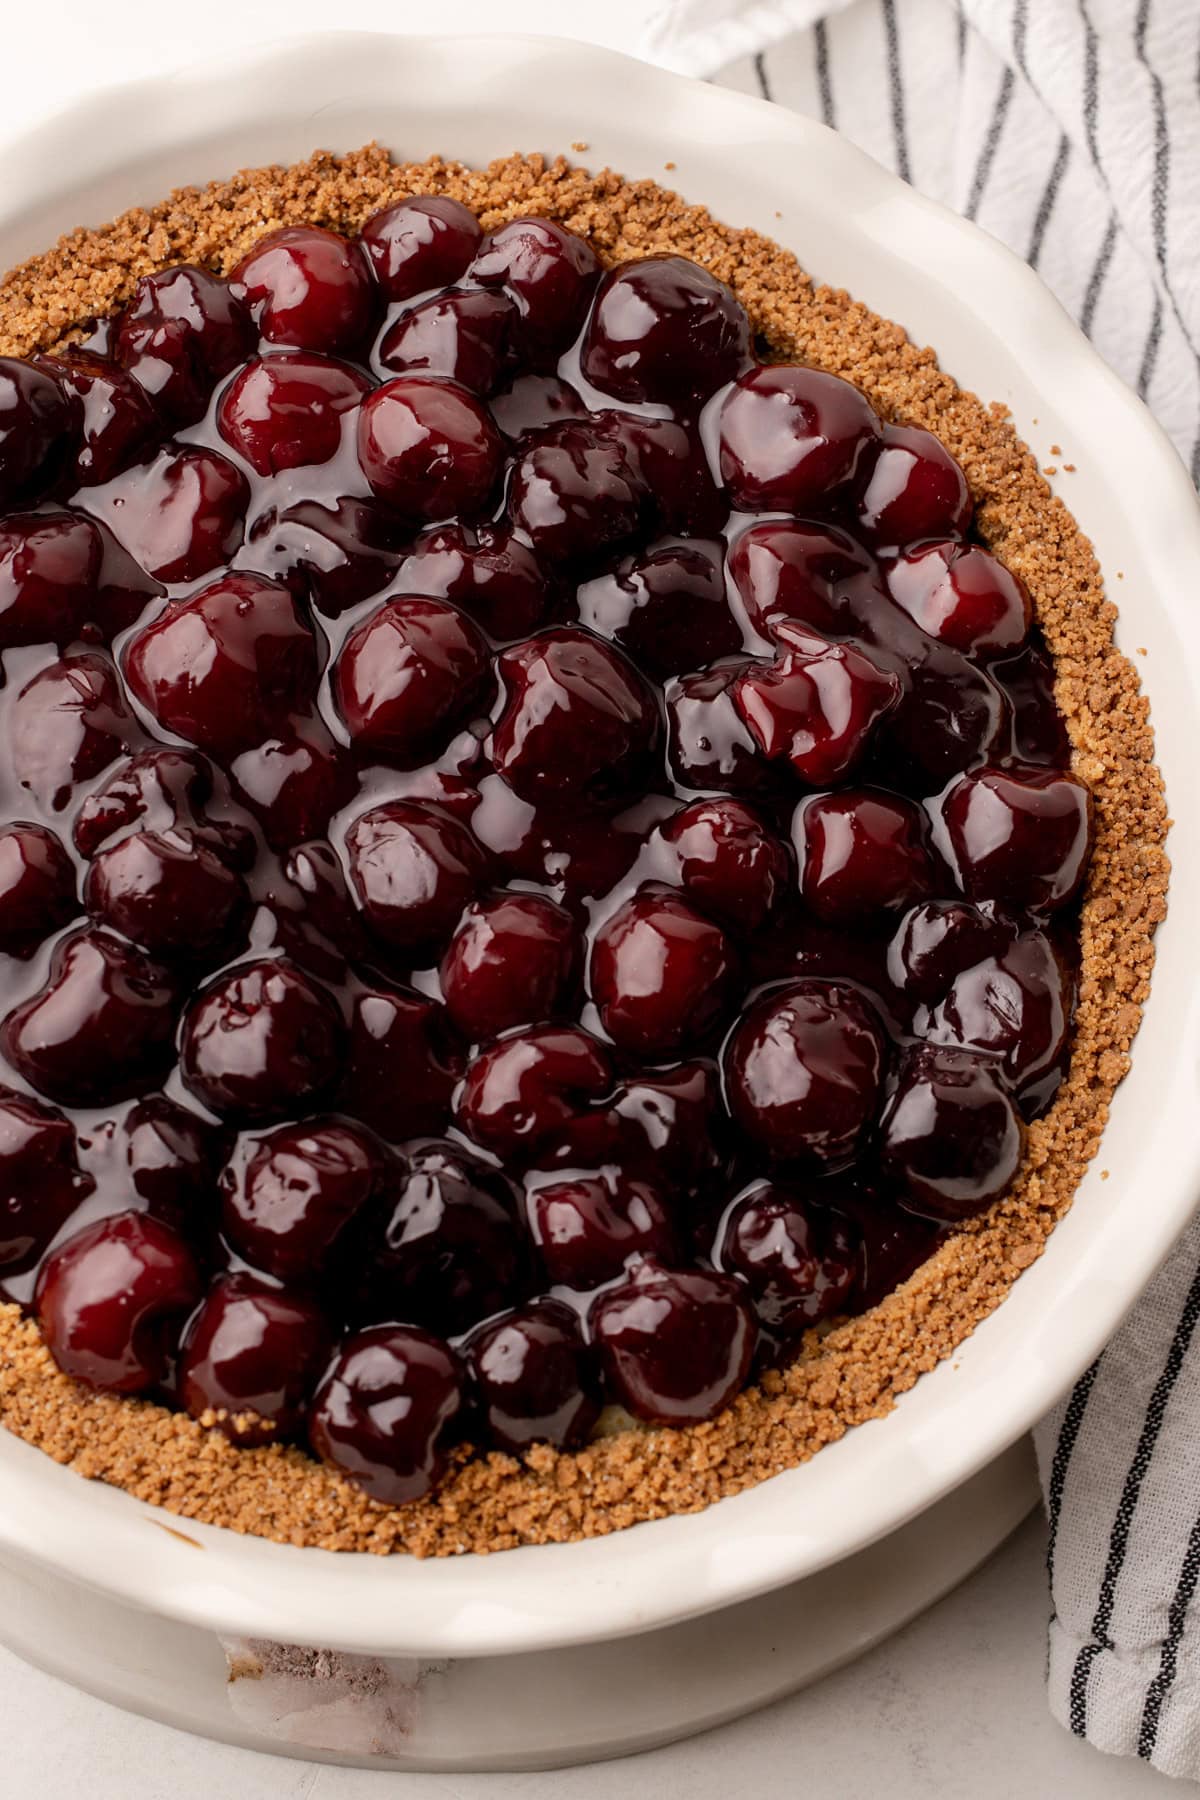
[0,204,1088,1506]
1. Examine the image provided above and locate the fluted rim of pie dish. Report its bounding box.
[0,31,1196,1659]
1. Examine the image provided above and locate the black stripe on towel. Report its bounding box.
[1078,0,1101,168]
[1046,1358,1101,1585]
[1138,295,1164,398]
[881,0,912,183]
[965,66,1015,221]
[753,51,772,104]
[1068,1260,1200,1738]
[813,20,835,128]
[1138,1503,1200,1759]
[1080,213,1118,336]
[1028,134,1072,268]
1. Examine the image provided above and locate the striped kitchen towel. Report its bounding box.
[645,0,1200,1779]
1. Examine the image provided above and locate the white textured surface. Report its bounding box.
[0,1516,1179,1795]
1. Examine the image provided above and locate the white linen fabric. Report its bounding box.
[646,0,1200,1776]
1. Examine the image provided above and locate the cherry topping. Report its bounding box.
[508,423,647,569]
[724,979,887,1167]
[659,798,788,930]
[334,595,493,766]
[491,372,589,443]
[247,494,404,617]
[345,800,487,953]
[884,540,1031,658]
[440,891,579,1041]
[665,659,783,797]
[180,958,344,1122]
[35,1211,201,1393]
[342,984,461,1142]
[941,766,1093,913]
[114,265,253,425]
[527,1169,677,1289]
[2,928,177,1105]
[886,899,1010,1004]
[0,512,102,650]
[578,537,741,679]
[180,1273,332,1444]
[221,1117,378,1280]
[0,824,77,954]
[728,518,879,641]
[608,1060,727,1198]
[492,627,660,803]
[456,1023,612,1161]
[217,351,370,474]
[85,444,250,585]
[714,1183,861,1333]
[232,226,375,354]
[361,195,481,301]
[581,255,751,405]
[309,1324,463,1505]
[124,573,318,757]
[927,931,1071,1112]
[0,357,74,505]
[719,365,881,512]
[85,828,246,958]
[880,1044,1025,1223]
[396,522,554,641]
[854,423,973,548]
[590,886,735,1055]
[357,375,502,520]
[376,288,517,393]
[123,1095,228,1224]
[733,623,901,784]
[72,748,239,863]
[11,653,134,812]
[466,1300,598,1452]
[472,217,600,365]
[590,1261,755,1425]
[795,790,939,922]
[0,1086,91,1272]
[229,718,355,852]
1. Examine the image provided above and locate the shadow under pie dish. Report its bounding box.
[0,141,1168,1559]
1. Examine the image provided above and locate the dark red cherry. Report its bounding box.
[665,660,782,797]
[942,766,1093,913]
[124,573,318,757]
[886,900,1011,1004]
[881,1044,1025,1223]
[659,798,788,930]
[0,824,77,954]
[527,1169,677,1289]
[360,195,481,300]
[308,1324,463,1505]
[37,351,158,487]
[217,352,370,474]
[230,718,356,852]
[334,595,493,766]
[376,288,517,393]
[345,800,487,952]
[854,423,973,549]
[598,412,726,537]
[608,1060,727,1198]
[796,791,939,922]
[577,538,741,680]
[733,622,901,785]
[719,364,881,512]
[72,748,241,863]
[490,372,589,443]
[341,985,461,1142]
[86,518,166,641]
[85,444,249,585]
[456,1024,612,1161]
[729,519,880,641]
[492,627,660,802]
[841,1187,944,1308]
[85,828,246,957]
[0,511,102,649]
[466,1300,598,1453]
[879,649,1012,792]
[351,1141,527,1336]
[246,494,404,617]
[471,217,600,364]
[590,886,735,1055]
[590,1261,754,1425]
[114,265,253,425]
[123,1095,228,1224]
[0,1086,91,1271]
[180,1273,332,1445]
[508,424,646,569]
[581,255,750,405]
[11,653,134,813]
[221,1118,379,1281]
[927,931,1071,1112]
[884,540,1031,658]
[724,979,887,1167]
[35,1211,201,1394]
[396,523,554,641]
[440,891,579,1041]
[992,636,1070,767]
[232,226,375,353]
[714,1183,861,1332]
[0,357,75,505]
[474,781,659,911]
[357,375,502,520]
[180,957,344,1122]
[273,839,368,973]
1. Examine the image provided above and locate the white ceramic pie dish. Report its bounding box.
[0,30,1197,1663]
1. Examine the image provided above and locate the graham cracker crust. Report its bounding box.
[0,147,1168,1556]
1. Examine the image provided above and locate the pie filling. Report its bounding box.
[0,190,1098,1510]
